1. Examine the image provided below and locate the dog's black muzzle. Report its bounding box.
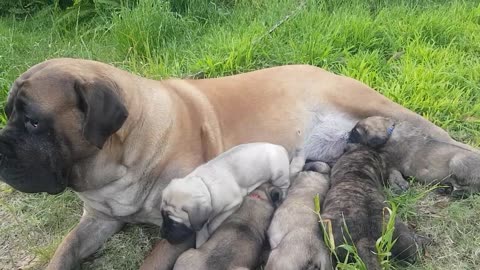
[347,128,362,144]
[161,211,195,244]
[0,127,66,194]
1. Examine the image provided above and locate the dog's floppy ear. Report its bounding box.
[74,79,128,149]
[184,201,212,231]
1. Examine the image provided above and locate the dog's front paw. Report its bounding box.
[389,169,409,193]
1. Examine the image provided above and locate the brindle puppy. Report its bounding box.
[173,183,281,270]
[322,144,428,270]
[348,116,480,196]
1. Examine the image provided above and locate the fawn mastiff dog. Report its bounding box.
[0,58,475,269]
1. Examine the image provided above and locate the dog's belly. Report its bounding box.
[303,110,357,162]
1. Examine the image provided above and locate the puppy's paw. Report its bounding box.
[391,181,409,194]
[389,169,409,193]
[414,233,433,257]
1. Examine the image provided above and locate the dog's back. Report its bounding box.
[322,144,388,270]
[266,162,332,270]
[174,186,276,270]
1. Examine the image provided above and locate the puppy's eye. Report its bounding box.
[24,116,39,131]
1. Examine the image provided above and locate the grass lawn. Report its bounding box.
[0,0,479,269]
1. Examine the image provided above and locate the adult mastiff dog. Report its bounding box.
[0,58,476,269]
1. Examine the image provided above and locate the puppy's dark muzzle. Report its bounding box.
[161,211,195,244]
[347,129,361,144]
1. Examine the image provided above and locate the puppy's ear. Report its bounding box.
[74,79,128,149]
[268,187,283,208]
[184,200,212,231]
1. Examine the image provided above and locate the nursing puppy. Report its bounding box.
[161,142,303,248]
[349,116,480,195]
[322,144,427,270]
[173,183,280,270]
[266,161,332,270]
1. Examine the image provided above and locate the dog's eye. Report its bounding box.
[24,116,39,131]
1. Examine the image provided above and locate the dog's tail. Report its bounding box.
[290,147,306,179]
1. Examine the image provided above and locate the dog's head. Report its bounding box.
[348,116,396,148]
[0,58,128,194]
[160,176,213,244]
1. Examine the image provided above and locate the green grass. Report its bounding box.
[0,0,479,269]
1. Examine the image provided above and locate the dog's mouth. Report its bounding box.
[0,155,68,194]
[161,213,195,244]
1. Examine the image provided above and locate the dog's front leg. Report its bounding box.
[388,169,409,193]
[46,209,124,270]
[195,226,210,248]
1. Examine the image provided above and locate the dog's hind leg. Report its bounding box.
[308,243,334,270]
[355,238,381,270]
[290,147,306,179]
[388,169,409,193]
[391,220,430,263]
[265,230,332,270]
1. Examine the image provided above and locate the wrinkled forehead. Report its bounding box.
[13,72,77,113]
[162,185,191,206]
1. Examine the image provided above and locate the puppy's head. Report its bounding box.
[161,176,213,244]
[250,183,284,208]
[348,116,396,148]
[0,58,128,194]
